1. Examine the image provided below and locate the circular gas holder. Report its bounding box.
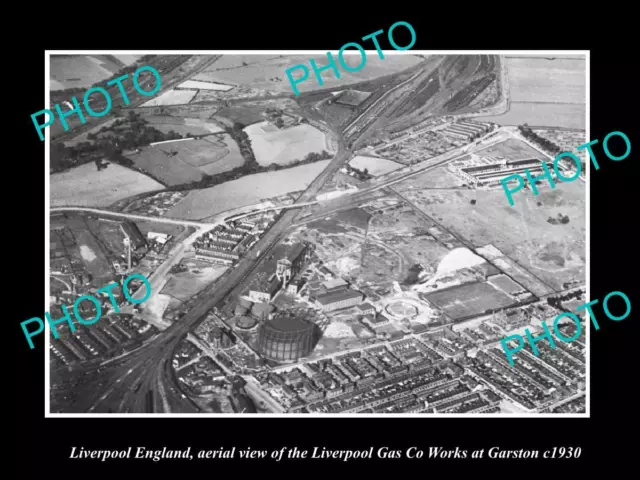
[385,300,420,320]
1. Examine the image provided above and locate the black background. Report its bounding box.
[12,10,635,476]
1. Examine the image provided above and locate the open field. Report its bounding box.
[245,122,327,166]
[397,166,467,188]
[488,274,525,295]
[51,55,128,90]
[126,135,244,186]
[400,182,585,291]
[161,262,228,302]
[477,56,585,129]
[425,281,516,320]
[348,155,403,176]
[167,160,330,219]
[177,80,233,91]
[475,137,548,160]
[51,162,164,207]
[476,103,585,130]
[506,57,585,104]
[141,89,198,107]
[191,53,424,96]
[144,116,224,136]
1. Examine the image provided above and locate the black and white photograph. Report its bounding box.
[45,52,588,416]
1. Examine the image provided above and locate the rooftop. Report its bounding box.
[323,278,348,290]
[266,314,315,333]
[315,289,363,305]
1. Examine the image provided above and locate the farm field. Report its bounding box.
[191,53,424,95]
[140,89,198,107]
[475,137,548,160]
[144,115,224,136]
[476,103,585,130]
[51,162,164,207]
[477,56,586,129]
[425,281,516,320]
[51,55,125,90]
[177,80,234,91]
[505,57,586,104]
[245,122,328,166]
[401,182,585,291]
[126,135,244,186]
[348,155,403,176]
[488,274,525,295]
[167,160,331,219]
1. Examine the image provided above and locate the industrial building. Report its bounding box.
[315,289,364,312]
[257,310,321,362]
[194,247,240,265]
[247,242,312,303]
[454,158,556,189]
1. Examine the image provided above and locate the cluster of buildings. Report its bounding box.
[245,241,312,303]
[440,120,491,141]
[451,156,556,189]
[194,216,274,265]
[49,314,156,366]
[258,334,505,414]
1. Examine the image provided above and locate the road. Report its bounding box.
[51,207,216,228]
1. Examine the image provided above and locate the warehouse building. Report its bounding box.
[315,289,364,312]
[455,158,556,189]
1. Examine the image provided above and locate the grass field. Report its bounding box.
[144,116,224,136]
[476,138,548,160]
[506,57,585,104]
[477,56,585,129]
[214,106,266,126]
[401,181,585,291]
[51,55,126,90]
[476,103,585,130]
[127,135,244,186]
[191,53,423,95]
[348,155,403,176]
[167,160,331,219]
[51,162,164,207]
[488,274,525,294]
[245,122,327,166]
[425,281,516,320]
[141,89,198,107]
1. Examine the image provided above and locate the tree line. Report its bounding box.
[50,111,183,173]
